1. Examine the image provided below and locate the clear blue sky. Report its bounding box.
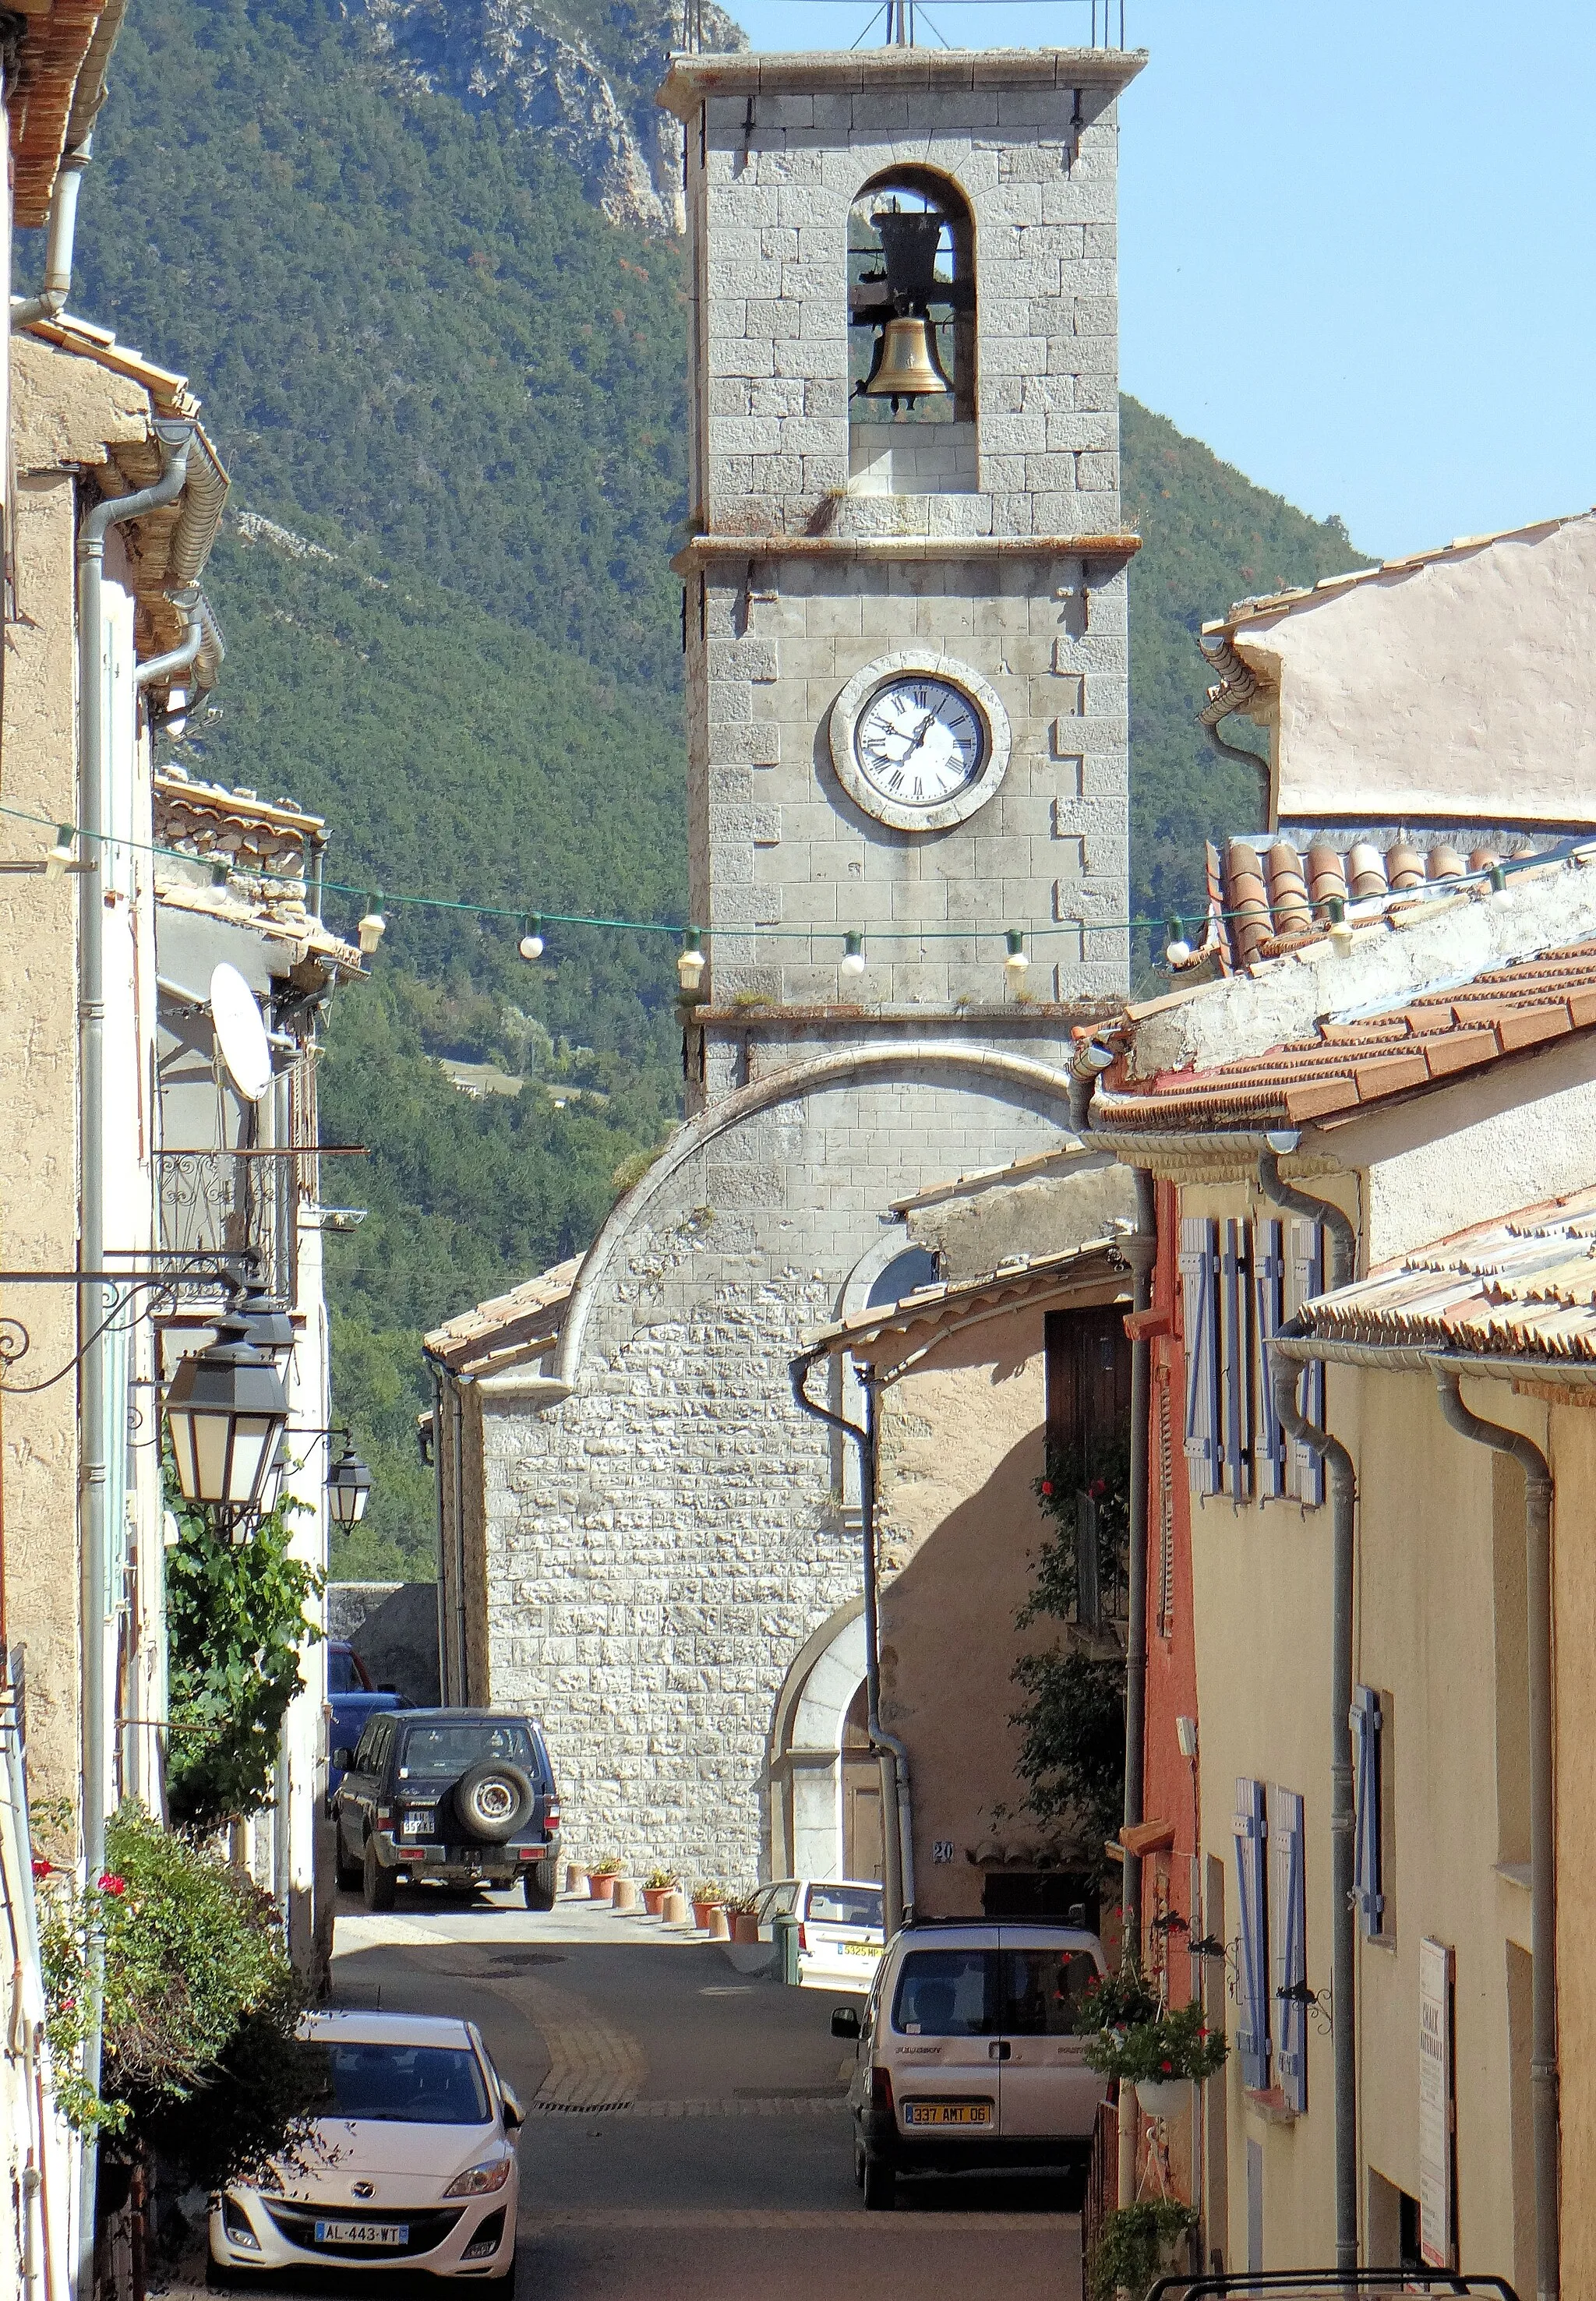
[726,0,1596,559]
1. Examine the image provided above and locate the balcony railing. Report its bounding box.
[155,1149,298,1303]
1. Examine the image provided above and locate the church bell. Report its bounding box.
[862,314,951,411]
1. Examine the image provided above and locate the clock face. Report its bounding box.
[854,676,987,810]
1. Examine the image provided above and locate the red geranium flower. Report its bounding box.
[1040,1480,1053,1497]
[97,1873,126,1896]
[31,1858,50,1879]
[1160,2059,1174,2073]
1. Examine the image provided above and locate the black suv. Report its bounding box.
[331,1709,562,1911]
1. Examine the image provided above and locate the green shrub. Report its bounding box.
[1089,2200,1198,2301]
[1082,1998,1228,2087]
[37,1805,317,2186]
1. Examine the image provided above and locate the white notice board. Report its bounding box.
[1418,1937,1455,2269]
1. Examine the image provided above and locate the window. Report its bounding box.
[1233,1777,1308,2112]
[302,2041,492,2126]
[806,1883,883,1930]
[1001,1948,1100,2035]
[893,1949,993,2036]
[398,1722,535,1777]
[1352,1685,1386,1939]
[1180,1215,1327,1507]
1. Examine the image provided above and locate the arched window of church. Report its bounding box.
[848,171,976,498]
[865,1245,940,1309]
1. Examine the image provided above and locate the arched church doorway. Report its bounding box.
[768,1604,884,1883]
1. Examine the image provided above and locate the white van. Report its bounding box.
[832,1920,1107,2208]
[723,1877,885,1989]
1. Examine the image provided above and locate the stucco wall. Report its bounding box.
[1548,1398,1596,2301]
[478,1068,1072,1885]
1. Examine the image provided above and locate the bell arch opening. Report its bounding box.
[848,168,976,497]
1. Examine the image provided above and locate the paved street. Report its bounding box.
[320,1884,1084,2301]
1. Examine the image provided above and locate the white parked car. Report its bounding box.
[832,1919,1107,2208]
[209,2010,521,2289]
[723,1876,885,1989]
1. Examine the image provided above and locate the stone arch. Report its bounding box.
[550,1040,1075,1389]
[768,1600,870,1883]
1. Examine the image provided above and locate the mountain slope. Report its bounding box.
[44,0,1369,1572]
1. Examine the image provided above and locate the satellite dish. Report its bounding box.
[210,963,273,1103]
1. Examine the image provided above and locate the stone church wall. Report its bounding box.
[479,1066,1073,1885]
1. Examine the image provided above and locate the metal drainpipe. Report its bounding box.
[1257,1147,1359,2276]
[1115,1165,1156,2213]
[429,1360,448,1703]
[791,1348,915,1933]
[76,424,192,2296]
[132,588,204,689]
[451,1378,468,1705]
[1434,1368,1559,2301]
[12,140,90,330]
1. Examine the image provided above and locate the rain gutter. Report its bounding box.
[1273,1327,1561,2301]
[791,1345,915,1936]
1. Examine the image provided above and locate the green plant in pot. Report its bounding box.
[1089,2200,1199,2301]
[1079,1987,1227,2118]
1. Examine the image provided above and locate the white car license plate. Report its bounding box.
[843,1941,880,1957]
[902,2101,992,2128]
[316,2221,408,2246]
[400,1810,436,1838]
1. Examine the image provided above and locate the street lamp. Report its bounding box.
[327,1439,373,1528]
[238,1274,295,1370]
[163,1302,290,1521]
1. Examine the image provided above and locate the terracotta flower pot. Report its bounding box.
[733,1911,761,1945]
[642,1886,672,1916]
[589,1872,619,1904]
[691,1897,722,1931]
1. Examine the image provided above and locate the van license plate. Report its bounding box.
[316,2222,407,2246]
[903,2102,992,2127]
[844,1942,880,1957]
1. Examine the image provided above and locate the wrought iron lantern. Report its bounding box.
[164,1304,291,1519]
[327,1440,373,1528]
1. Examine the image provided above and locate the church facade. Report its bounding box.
[427,39,1146,1887]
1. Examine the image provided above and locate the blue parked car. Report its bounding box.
[327,1639,407,1805]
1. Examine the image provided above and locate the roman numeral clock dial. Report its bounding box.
[829,652,1012,835]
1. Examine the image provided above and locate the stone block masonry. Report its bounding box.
[478,1066,1075,1886]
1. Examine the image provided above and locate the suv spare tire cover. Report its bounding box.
[452,1759,535,1844]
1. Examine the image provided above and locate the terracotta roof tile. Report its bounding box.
[1096,935,1596,1134]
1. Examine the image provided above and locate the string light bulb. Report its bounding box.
[1164,914,1192,968]
[1004,928,1029,986]
[356,891,387,956]
[676,926,705,997]
[839,931,867,979]
[518,914,545,962]
[1326,894,1353,955]
[44,824,74,880]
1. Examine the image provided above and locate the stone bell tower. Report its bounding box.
[659,43,1145,1107]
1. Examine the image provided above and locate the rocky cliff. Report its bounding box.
[350,0,746,231]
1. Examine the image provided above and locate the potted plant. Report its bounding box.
[727,1888,762,1945]
[1088,2200,1198,2301]
[1079,1985,1227,2118]
[690,1878,727,1931]
[641,1869,677,1918]
[587,1855,623,1904]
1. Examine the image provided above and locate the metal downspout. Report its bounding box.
[1115,1165,1156,2211]
[1434,1369,1559,2301]
[133,589,205,689]
[429,1361,448,1703]
[11,143,90,330]
[1257,1148,1358,2274]
[791,1347,915,1934]
[451,1378,468,1706]
[76,424,192,2296]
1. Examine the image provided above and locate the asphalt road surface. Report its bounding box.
[316,1882,1086,2301]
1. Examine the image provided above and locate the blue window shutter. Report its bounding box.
[1252,1217,1288,1499]
[1287,1219,1326,1507]
[1219,1219,1254,1498]
[1232,1778,1270,2091]
[1179,1218,1221,1497]
[1352,1686,1384,1936]
[1273,1788,1308,2114]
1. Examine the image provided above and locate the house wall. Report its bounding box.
[1547,1396,1596,2301]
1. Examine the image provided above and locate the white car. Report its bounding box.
[725,1877,886,1990]
[209,2010,521,2289]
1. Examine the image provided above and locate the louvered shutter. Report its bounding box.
[1352,1686,1385,1937]
[1252,1217,1288,1499]
[1219,1219,1253,1498]
[1287,1219,1326,1507]
[1233,1778,1270,2091]
[1179,1217,1220,1496]
[1273,1788,1308,2113]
